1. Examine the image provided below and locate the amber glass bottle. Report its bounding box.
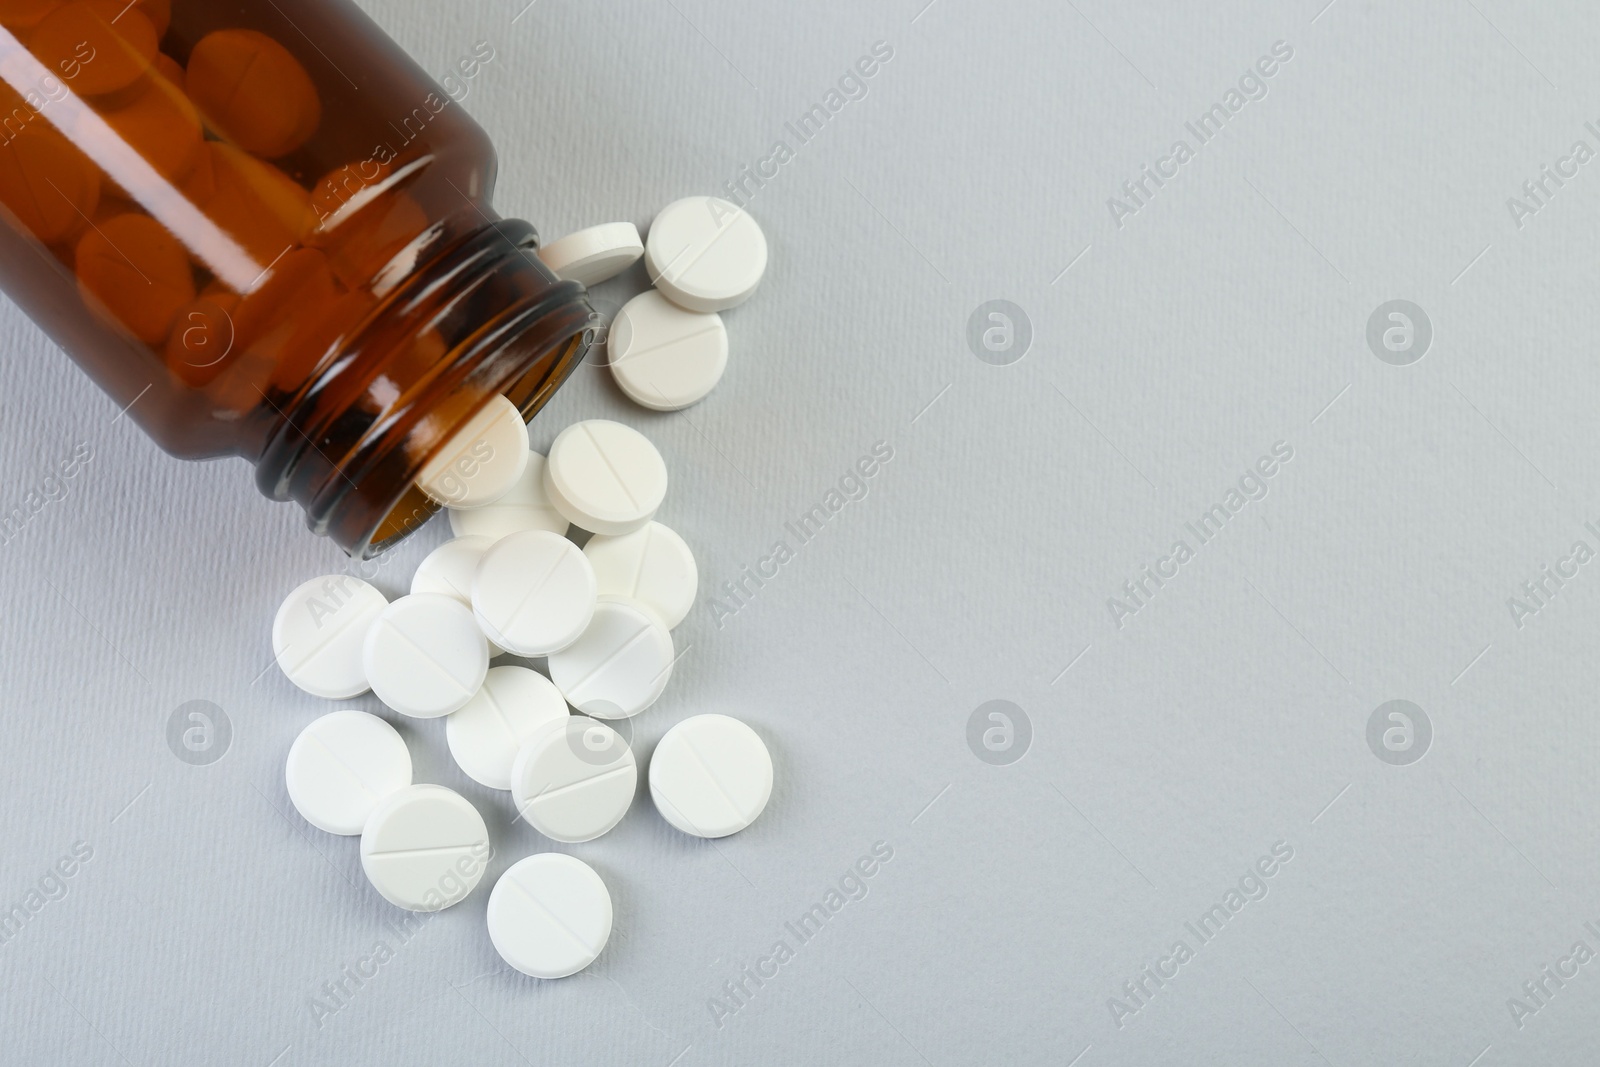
[0,0,594,557]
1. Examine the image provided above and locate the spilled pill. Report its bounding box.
[511,716,636,843]
[645,195,766,313]
[583,521,697,630]
[547,596,674,719]
[487,853,612,979]
[543,419,667,536]
[471,530,596,657]
[537,221,642,287]
[416,395,530,509]
[650,714,772,838]
[360,784,490,912]
[285,710,411,835]
[607,289,727,411]
[272,574,387,699]
[446,665,570,791]
[362,593,489,718]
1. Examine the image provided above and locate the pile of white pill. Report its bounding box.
[271,198,773,980]
[538,196,768,411]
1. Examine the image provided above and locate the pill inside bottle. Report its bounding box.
[0,0,596,558]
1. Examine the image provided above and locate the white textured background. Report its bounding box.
[3,0,1599,1064]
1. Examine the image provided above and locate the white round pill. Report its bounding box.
[583,522,697,630]
[410,535,506,656]
[412,535,493,604]
[487,854,613,979]
[650,714,773,838]
[285,711,413,835]
[416,395,531,508]
[446,666,570,790]
[448,450,568,542]
[537,222,644,287]
[547,596,674,719]
[607,290,728,412]
[645,196,767,313]
[360,784,491,912]
[363,593,489,718]
[472,530,597,657]
[272,575,387,699]
[511,717,637,843]
[543,420,667,536]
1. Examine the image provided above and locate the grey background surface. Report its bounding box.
[2,0,1597,1063]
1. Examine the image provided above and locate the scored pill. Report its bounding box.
[607,290,728,412]
[542,419,667,536]
[285,710,412,835]
[547,596,675,719]
[644,195,767,313]
[272,574,387,699]
[583,521,697,630]
[510,717,636,843]
[649,714,773,838]
[185,28,322,158]
[362,593,489,718]
[360,784,491,912]
[483,857,608,979]
[487,853,613,979]
[471,530,596,657]
[446,665,570,790]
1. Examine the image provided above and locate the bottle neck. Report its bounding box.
[255,218,595,558]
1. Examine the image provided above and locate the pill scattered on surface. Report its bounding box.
[607,290,727,411]
[261,189,781,961]
[511,717,636,843]
[487,853,613,979]
[446,665,570,790]
[411,535,494,605]
[360,784,490,912]
[537,221,643,287]
[185,29,322,158]
[285,710,411,835]
[411,535,505,656]
[416,395,530,508]
[363,593,488,718]
[447,450,568,541]
[583,521,697,630]
[472,529,596,657]
[547,596,674,719]
[543,419,667,536]
[645,196,767,313]
[649,714,773,838]
[273,574,386,699]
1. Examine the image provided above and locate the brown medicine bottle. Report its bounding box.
[0,0,596,557]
